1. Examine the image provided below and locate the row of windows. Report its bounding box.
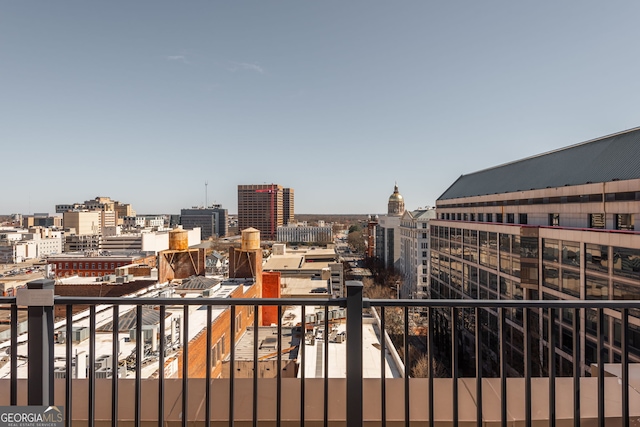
[439,212,635,230]
[438,191,640,209]
[57,262,124,270]
[431,226,640,280]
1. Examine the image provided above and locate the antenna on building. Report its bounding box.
[205,181,208,208]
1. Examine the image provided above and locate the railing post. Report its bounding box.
[21,279,55,405]
[346,281,363,427]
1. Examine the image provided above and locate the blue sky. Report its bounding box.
[2,1,640,215]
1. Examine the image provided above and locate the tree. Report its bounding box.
[410,352,447,378]
[347,230,366,253]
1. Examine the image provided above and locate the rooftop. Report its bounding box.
[438,126,640,201]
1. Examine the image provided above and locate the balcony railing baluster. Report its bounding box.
[381,306,387,427]
[300,304,305,427]
[621,308,629,427]
[10,304,18,406]
[475,306,483,427]
[548,307,556,427]
[65,304,73,427]
[112,305,119,427]
[428,306,435,427]
[135,305,142,427]
[524,306,531,427]
[229,305,236,427]
[404,306,409,427]
[573,308,580,427]
[253,304,258,427]
[597,308,605,427]
[88,305,96,427]
[277,305,282,427]
[499,307,507,427]
[205,305,212,427]
[323,303,329,427]
[452,306,459,427]
[158,305,166,427]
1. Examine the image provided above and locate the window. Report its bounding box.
[470,213,475,221]
[561,270,580,297]
[586,275,608,299]
[586,244,608,273]
[422,233,427,239]
[549,213,559,226]
[422,223,427,229]
[235,315,242,332]
[519,213,528,224]
[562,241,580,267]
[422,251,427,258]
[486,213,493,222]
[543,266,559,290]
[543,239,559,262]
[615,214,634,230]
[589,213,605,229]
[478,213,484,222]
[496,213,503,223]
[506,213,514,224]
[613,247,640,279]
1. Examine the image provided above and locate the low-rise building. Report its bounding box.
[276,221,333,244]
[48,251,157,278]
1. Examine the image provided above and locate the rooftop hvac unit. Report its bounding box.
[129,326,156,344]
[72,327,89,343]
[95,355,112,370]
[115,277,126,284]
[202,289,212,297]
[95,368,112,379]
[54,367,67,379]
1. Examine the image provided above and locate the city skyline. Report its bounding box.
[2,2,640,214]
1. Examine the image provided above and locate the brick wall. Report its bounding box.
[261,271,281,326]
[176,282,260,378]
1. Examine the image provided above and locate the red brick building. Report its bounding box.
[48,252,157,278]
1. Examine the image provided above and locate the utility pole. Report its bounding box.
[205,181,208,208]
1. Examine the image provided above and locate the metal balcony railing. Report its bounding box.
[1,279,639,426]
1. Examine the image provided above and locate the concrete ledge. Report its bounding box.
[0,377,639,426]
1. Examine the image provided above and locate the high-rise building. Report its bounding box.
[283,188,294,225]
[430,126,640,375]
[237,184,293,240]
[180,206,228,240]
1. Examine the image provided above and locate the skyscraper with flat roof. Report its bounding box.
[237,184,294,240]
